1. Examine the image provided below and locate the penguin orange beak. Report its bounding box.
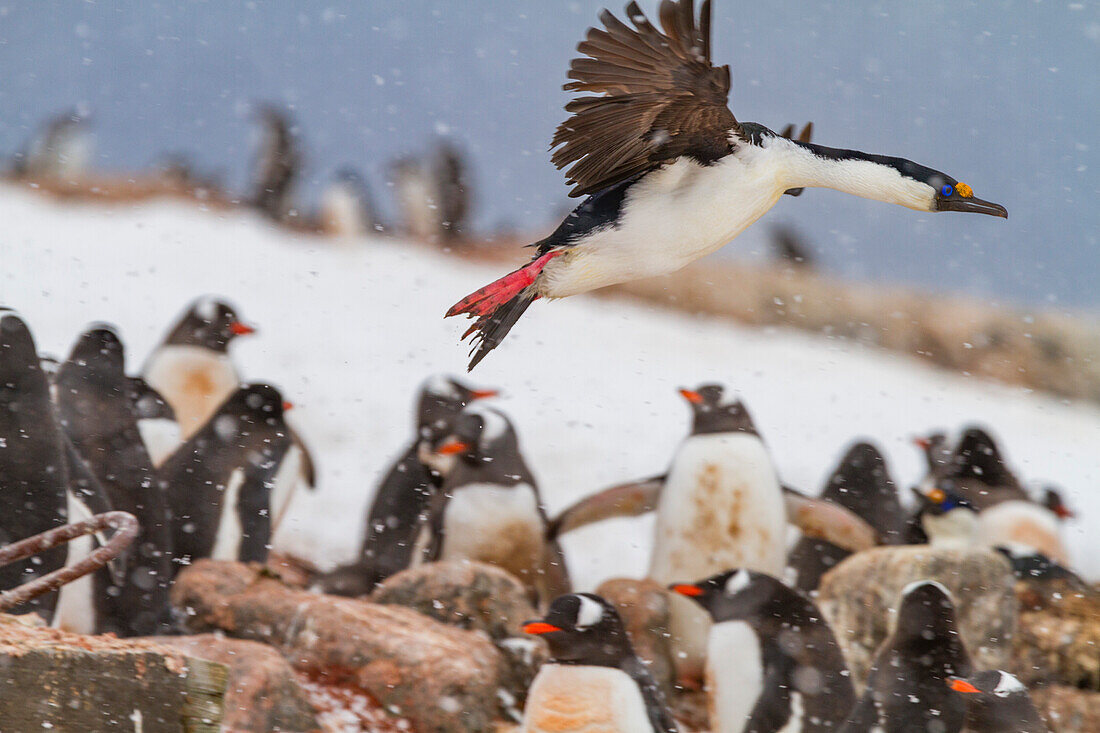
[436,440,470,456]
[671,584,703,597]
[523,621,561,635]
[947,678,980,694]
[1053,505,1075,520]
[679,389,703,404]
[230,322,256,336]
[912,436,931,450]
[282,401,294,411]
[470,389,499,400]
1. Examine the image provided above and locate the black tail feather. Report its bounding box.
[464,287,536,371]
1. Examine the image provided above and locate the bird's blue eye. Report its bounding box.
[941,184,954,197]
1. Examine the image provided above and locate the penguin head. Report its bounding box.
[429,404,514,464]
[912,485,976,518]
[416,374,498,440]
[670,569,785,623]
[947,670,1041,729]
[912,431,947,454]
[214,383,291,441]
[1042,487,1074,520]
[164,297,255,352]
[678,383,757,436]
[66,326,126,375]
[949,426,1013,485]
[0,311,48,393]
[947,670,1026,699]
[522,593,633,666]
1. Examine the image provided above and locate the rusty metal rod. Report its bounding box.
[0,511,139,612]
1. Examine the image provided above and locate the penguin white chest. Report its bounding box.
[144,345,239,438]
[440,483,544,580]
[975,501,1068,564]
[523,664,654,733]
[706,621,764,733]
[649,433,786,583]
[209,468,246,561]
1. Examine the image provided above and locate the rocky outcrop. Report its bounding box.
[172,559,508,733]
[595,577,675,696]
[153,634,320,733]
[1030,685,1100,733]
[1012,582,1100,690]
[817,546,1017,687]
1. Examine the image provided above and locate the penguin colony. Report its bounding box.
[1,296,1077,730]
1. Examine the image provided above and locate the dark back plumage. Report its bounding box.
[551,0,742,197]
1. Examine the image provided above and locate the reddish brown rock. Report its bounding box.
[153,634,320,733]
[1012,582,1100,690]
[172,559,507,732]
[817,546,1017,689]
[595,577,675,697]
[1030,685,1100,733]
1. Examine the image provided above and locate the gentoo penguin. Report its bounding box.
[391,156,440,241]
[934,428,1028,509]
[672,569,855,733]
[1042,488,1074,521]
[14,109,93,181]
[914,431,953,483]
[422,404,570,604]
[994,546,1089,590]
[650,385,787,678]
[158,384,294,573]
[771,225,815,268]
[251,105,302,222]
[788,441,907,592]
[840,581,972,733]
[53,327,173,636]
[521,593,678,733]
[910,487,980,548]
[143,297,255,440]
[947,671,1051,733]
[434,141,470,241]
[446,0,1006,369]
[319,167,381,238]
[0,311,68,620]
[326,375,497,595]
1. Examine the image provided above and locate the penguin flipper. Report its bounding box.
[537,538,573,603]
[289,427,317,488]
[782,484,879,553]
[547,475,665,540]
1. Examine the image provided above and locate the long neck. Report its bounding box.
[771,138,935,212]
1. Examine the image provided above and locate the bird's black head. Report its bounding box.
[670,569,789,624]
[1043,487,1074,520]
[164,297,255,352]
[522,593,633,667]
[416,374,498,440]
[678,383,758,436]
[912,486,976,517]
[220,383,292,433]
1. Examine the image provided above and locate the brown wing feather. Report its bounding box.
[552,0,743,197]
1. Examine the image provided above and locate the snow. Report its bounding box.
[2,188,1098,586]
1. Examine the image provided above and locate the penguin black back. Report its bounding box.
[159,383,293,572]
[841,581,972,733]
[55,327,173,635]
[789,442,906,591]
[673,569,855,732]
[523,593,678,733]
[0,312,68,618]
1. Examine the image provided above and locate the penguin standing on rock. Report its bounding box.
[931,428,1028,509]
[422,404,570,605]
[788,441,906,592]
[326,376,497,595]
[158,384,295,573]
[839,581,972,733]
[946,671,1050,733]
[54,327,173,636]
[521,593,679,733]
[0,311,69,620]
[672,569,855,733]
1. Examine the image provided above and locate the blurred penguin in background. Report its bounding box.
[251,104,302,222]
[12,109,93,182]
[433,140,471,242]
[319,167,381,238]
[390,155,439,241]
[770,224,814,269]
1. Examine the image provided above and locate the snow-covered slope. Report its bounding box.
[3,189,1098,584]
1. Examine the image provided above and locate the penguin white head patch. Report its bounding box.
[574,594,605,630]
[992,671,1025,697]
[724,568,753,595]
[424,374,461,400]
[194,297,219,322]
[464,404,509,445]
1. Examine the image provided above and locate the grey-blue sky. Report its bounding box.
[0,1,1096,307]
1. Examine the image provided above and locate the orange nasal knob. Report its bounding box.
[437,440,470,456]
[671,584,703,597]
[523,622,561,635]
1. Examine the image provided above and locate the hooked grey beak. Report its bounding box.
[937,195,1008,218]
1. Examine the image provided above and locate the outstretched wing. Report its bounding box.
[551,0,743,197]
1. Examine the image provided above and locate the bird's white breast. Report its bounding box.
[540,148,786,298]
[209,467,245,561]
[922,509,979,550]
[53,491,98,634]
[706,621,764,733]
[649,432,787,583]
[440,483,544,580]
[138,417,181,468]
[143,345,239,439]
[975,501,1068,564]
[523,664,654,733]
